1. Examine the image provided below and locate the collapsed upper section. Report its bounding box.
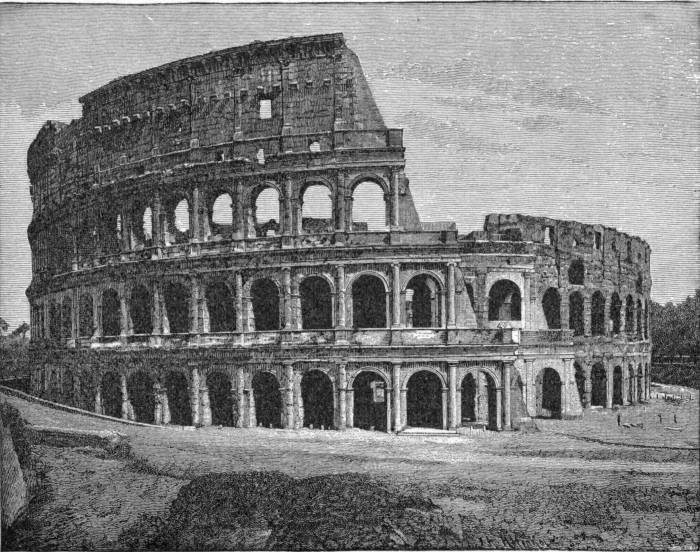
[27,33,401,213]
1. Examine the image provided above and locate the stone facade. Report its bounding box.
[26,33,651,431]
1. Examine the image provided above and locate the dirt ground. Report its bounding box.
[2,389,698,550]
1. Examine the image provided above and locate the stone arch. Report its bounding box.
[79,293,94,338]
[163,281,190,334]
[252,371,282,428]
[129,284,153,335]
[488,279,521,321]
[460,370,498,429]
[542,287,561,329]
[101,371,122,418]
[591,291,606,336]
[206,281,236,332]
[627,364,636,404]
[300,181,334,233]
[351,273,388,329]
[613,366,623,406]
[569,291,584,336]
[568,259,584,285]
[352,370,388,431]
[300,275,333,330]
[405,273,442,328]
[406,370,443,429]
[610,292,622,334]
[591,362,607,407]
[625,294,635,333]
[163,193,192,245]
[535,367,562,418]
[165,370,192,426]
[301,369,334,429]
[349,176,389,231]
[128,371,155,424]
[249,183,281,237]
[461,373,477,423]
[209,191,234,240]
[250,278,281,331]
[102,288,121,337]
[206,371,235,427]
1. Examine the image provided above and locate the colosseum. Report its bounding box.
[26,33,652,432]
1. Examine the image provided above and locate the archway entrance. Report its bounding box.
[252,372,282,428]
[542,287,561,329]
[406,371,443,429]
[102,372,122,418]
[165,371,192,426]
[460,372,498,429]
[208,371,235,427]
[301,370,334,429]
[536,368,561,418]
[352,371,387,431]
[128,371,155,424]
[461,373,477,423]
[251,279,280,331]
[164,282,190,334]
[300,277,333,329]
[405,275,440,328]
[574,362,586,406]
[130,285,153,335]
[352,275,386,328]
[613,366,623,405]
[591,363,607,407]
[102,289,121,336]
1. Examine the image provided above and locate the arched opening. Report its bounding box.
[405,274,441,328]
[536,367,562,418]
[171,198,190,244]
[569,292,584,336]
[252,187,280,237]
[300,276,333,330]
[210,193,233,239]
[568,259,584,285]
[207,371,235,427]
[301,184,333,233]
[352,371,387,431]
[251,279,280,331]
[610,293,622,334]
[406,371,443,429]
[542,287,561,329]
[128,371,155,424]
[61,300,72,341]
[636,299,643,339]
[102,289,121,337]
[351,181,387,231]
[637,365,643,403]
[252,372,282,428]
[591,291,605,336]
[206,282,236,332]
[612,366,623,406]
[301,370,334,429]
[461,373,477,424]
[79,293,94,338]
[628,365,636,404]
[101,372,122,418]
[574,362,586,406]
[625,295,634,334]
[130,285,153,335]
[488,280,521,321]
[351,274,387,329]
[164,282,190,334]
[165,371,192,426]
[591,363,607,407]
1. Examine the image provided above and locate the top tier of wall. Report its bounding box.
[27,33,388,215]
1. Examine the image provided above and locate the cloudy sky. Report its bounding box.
[0,3,697,329]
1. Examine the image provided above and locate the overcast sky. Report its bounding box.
[0,3,698,329]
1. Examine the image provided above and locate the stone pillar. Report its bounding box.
[120,373,133,420]
[346,389,354,428]
[233,181,246,240]
[283,267,293,330]
[285,362,295,429]
[236,368,245,428]
[336,265,346,329]
[248,385,257,428]
[503,361,512,430]
[199,372,212,426]
[583,363,592,408]
[190,278,201,334]
[71,288,79,341]
[560,291,570,330]
[337,363,347,429]
[605,364,613,409]
[495,387,503,430]
[190,367,201,426]
[234,272,244,334]
[630,369,637,405]
[448,362,458,430]
[94,383,103,415]
[335,171,346,233]
[583,294,592,337]
[392,263,401,327]
[400,388,407,429]
[621,363,630,405]
[119,286,129,338]
[447,262,456,328]
[392,362,401,431]
[152,192,163,249]
[284,176,294,237]
[441,387,448,430]
[385,386,392,434]
[603,294,611,336]
[191,187,201,242]
[391,169,400,227]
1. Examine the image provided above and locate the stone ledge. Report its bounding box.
[26,425,130,454]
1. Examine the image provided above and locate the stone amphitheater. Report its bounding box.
[25,33,652,432]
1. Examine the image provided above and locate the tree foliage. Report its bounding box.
[650,289,699,359]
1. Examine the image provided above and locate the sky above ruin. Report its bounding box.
[0,3,698,328]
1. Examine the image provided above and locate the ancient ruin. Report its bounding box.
[26,33,652,431]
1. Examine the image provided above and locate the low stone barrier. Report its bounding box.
[26,425,130,455]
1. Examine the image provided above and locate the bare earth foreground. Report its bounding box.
[2,385,698,551]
